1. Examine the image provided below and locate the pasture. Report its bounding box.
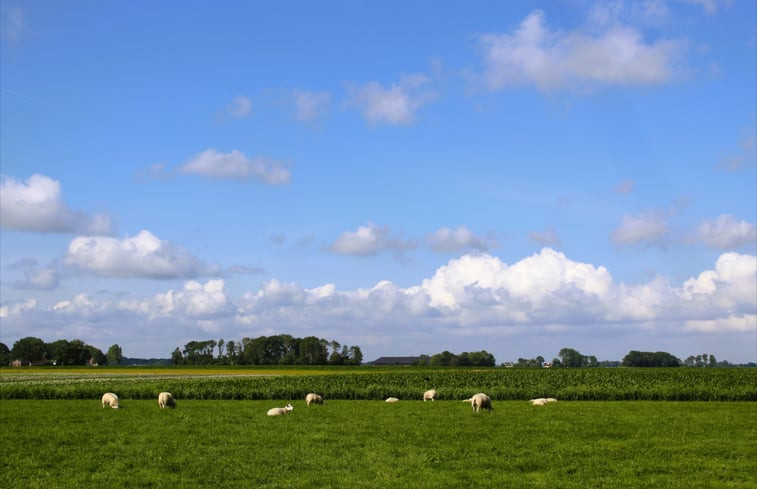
[1,367,755,488]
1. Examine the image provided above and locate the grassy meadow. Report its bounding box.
[1,367,755,488]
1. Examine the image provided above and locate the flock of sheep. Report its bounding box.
[101,389,557,414]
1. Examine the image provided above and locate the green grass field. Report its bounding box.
[2,399,755,488]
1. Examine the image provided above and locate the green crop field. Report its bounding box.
[1,367,755,488]
[1,366,755,400]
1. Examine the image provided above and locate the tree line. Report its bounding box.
[411,350,496,367]
[507,348,739,368]
[1,337,123,367]
[171,335,363,366]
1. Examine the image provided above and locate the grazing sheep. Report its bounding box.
[463,393,492,412]
[530,397,558,406]
[305,393,323,406]
[423,389,437,402]
[101,392,119,409]
[267,404,294,416]
[385,397,399,403]
[158,392,176,409]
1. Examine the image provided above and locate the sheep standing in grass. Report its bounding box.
[158,392,176,409]
[305,393,323,406]
[423,389,437,402]
[101,392,119,409]
[463,393,492,412]
[385,397,399,403]
[267,404,294,416]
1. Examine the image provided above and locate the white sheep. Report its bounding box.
[101,392,119,409]
[385,397,399,403]
[423,389,437,402]
[530,397,558,406]
[267,404,294,416]
[158,392,176,409]
[305,393,323,406]
[463,393,492,412]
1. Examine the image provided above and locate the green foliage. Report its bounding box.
[557,347,597,367]
[0,342,10,367]
[427,350,496,366]
[1,400,755,488]
[10,336,47,364]
[106,344,123,366]
[1,367,755,401]
[623,350,681,367]
[178,335,361,365]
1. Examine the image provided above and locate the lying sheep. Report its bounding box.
[423,389,437,402]
[305,393,323,406]
[267,404,294,416]
[158,392,176,409]
[530,397,558,406]
[463,393,492,412]
[101,392,119,409]
[385,397,399,403]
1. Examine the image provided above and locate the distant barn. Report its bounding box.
[370,356,423,366]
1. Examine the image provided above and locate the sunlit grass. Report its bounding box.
[1,400,755,488]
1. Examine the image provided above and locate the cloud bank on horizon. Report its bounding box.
[1,1,755,362]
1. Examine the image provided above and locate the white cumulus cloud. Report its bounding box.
[180,149,291,185]
[697,215,756,250]
[328,223,415,256]
[11,258,59,290]
[1,174,112,234]
[64,230,217,279]
[611,209,669,246]
[347,74,435,125]
[3,250,755,361]
[476,10,685,92]
[427,226,498,253]
[293,90,331,121]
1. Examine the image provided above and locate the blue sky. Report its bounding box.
[1,0,755,363]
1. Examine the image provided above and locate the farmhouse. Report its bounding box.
[369,356,423,366]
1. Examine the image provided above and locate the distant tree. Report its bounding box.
[87,346,106,365]
[348,345,363,365]
[622,350,680,367]
[52,339,90,365]
[225,340,237,364]
[412,355,430,366]
[299,336,328,365]
[328,341,343,365]
[708,354,716,367]
[47,340,70,365]
[217,339,225,360]
[430,350,456,366]
[107,344,123,366]
[558,348,585,368]
[0,342,10,366]
[11,337,47,365]
[171,347,184,365]
[517,356,545,368]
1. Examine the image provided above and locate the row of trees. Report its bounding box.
[622,350,681,367]
[171,335,363,366]
[0,337,123,367]
[412,350,497,367]
[684,354,717,367]
[510,349,729,368]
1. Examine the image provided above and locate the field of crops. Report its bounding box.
[1,366,755,401]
